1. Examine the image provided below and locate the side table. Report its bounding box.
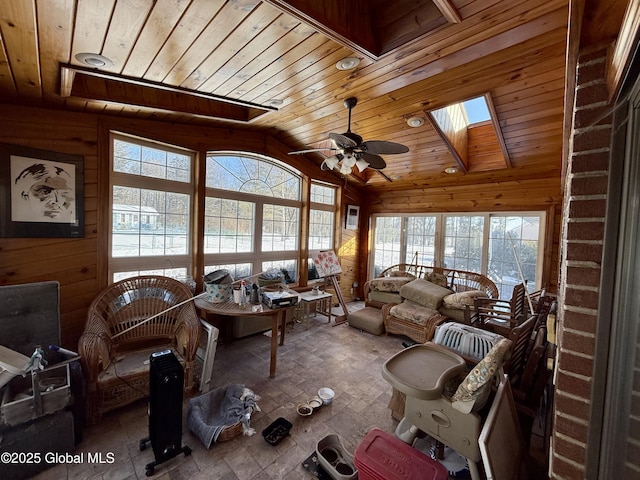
[297,291,333,327]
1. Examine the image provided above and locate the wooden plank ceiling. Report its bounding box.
[0,0,571,192]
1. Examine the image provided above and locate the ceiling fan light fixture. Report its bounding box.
[342,154,357,168]
[324,155,340,170]
[407,116,425,127]
[336,57,360,71]
[355,158,369,172]
[339,163,352,175]
[75,52,114,68]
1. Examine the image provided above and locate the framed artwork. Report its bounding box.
[345,205,359,230]
[0,143,84,238]
[310,250,343,277]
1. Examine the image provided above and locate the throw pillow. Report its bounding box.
[426,271,449,288]
[369,276,415,292]
[442,290,488,309]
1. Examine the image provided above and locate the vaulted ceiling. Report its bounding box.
[0,0,598,192]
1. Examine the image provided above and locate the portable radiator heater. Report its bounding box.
[139,349,191,476]
[432,322,504,361]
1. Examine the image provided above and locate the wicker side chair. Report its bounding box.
[446,268,499,299]
[78,275,200,424]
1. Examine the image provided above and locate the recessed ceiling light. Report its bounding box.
[336,57,360,71]
[390,175,400,180]
[268,99,284,107]
[407,116,425,127]
[444,167,459,174]
[75,53,114,68]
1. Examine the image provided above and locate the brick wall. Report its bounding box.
[552,47,612,478]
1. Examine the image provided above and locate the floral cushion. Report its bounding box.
[389,300,441,326]
[426,271,449,288]
[399,278,453,309]
[450,338,512,413]
[388,270,416,278]
[369,276,415,293]
[442,290,487,309]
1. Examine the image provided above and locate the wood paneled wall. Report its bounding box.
[0,104,357,348]
[0,106,100,351]
[0,103,559,349]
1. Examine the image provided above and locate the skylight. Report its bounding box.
[425,93,511,173]
[462,96,491,124]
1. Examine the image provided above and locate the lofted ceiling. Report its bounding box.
[0,0,578,192]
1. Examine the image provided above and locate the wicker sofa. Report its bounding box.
[365,264,499,343]
[78,276,201,424]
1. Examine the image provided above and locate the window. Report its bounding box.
[371,212,545,296]
[205,153,302,283]
[309,182,336,250]
[109,134,195,281]
[406,216,437,266]
[372,216,403,276]
[109,139,339,287]
[307,182,337,281]
[488,215,542,298]
[444,215,484,272]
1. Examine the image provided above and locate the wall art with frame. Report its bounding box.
[345,205,360,230]
[0,143,84,238]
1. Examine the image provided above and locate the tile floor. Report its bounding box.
[32,303,549,480]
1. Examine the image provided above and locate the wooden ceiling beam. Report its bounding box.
[60,64,276,122]
[432,0,462,23]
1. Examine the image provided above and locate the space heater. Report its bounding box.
[139,350,191,476]
[432,322,504,361]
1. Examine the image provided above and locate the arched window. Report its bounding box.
[204,152,302,283]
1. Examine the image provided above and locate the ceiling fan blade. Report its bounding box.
[360,140,409,155]
[289,147,338,155]
[329,132,358,149]
[359,152,386,170]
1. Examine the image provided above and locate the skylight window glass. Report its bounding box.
[462,97,491,124]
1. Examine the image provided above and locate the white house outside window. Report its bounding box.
[109,134,195,282]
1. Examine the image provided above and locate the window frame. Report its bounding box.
[309,181,337,251]
[370,211,546,292]
[204,152,307,283]
[108,132,196,281]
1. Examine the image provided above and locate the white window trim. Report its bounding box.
[204,153,304,282]
[369,211,546,290]
[109,133,196,280]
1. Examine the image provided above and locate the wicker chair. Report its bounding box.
[78,276,201,424]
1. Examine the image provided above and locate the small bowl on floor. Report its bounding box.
[318,387,335,405]
[297,403,313,416]
[309,396,323,409]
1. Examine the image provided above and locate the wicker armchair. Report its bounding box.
[382,303,447,343]
[78,276,200,424]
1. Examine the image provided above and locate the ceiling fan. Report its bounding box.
[289,97,409,175]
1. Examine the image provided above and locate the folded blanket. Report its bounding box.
[187,384,258,448]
